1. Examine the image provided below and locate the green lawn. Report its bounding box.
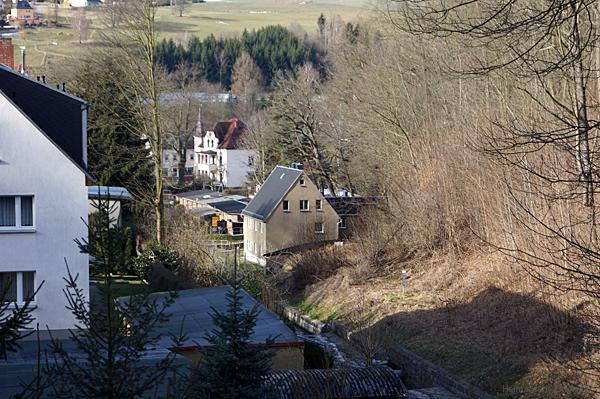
[11,0,371,71]
[91,275,148,298]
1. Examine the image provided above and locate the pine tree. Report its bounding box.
[194,281,273,399]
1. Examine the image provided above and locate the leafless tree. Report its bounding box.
[268,65,338,193]
[99,0,166,244]
[386,0,600,389]
[162,64,202,185]
[72,8,90,44]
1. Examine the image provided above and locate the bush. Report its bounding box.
[130,244,181,281]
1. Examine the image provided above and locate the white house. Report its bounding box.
[163,148,195,180]
[0,65,90,331]
[194,118,255,188]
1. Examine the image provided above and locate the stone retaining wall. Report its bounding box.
[387,347,495,399]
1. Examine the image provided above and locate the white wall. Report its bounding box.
[222,149,254,188]
[0,93,89,330]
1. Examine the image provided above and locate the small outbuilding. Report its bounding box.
[118,286,304,371]
[88,186,133,227]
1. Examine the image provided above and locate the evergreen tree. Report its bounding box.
[194,281,273,399]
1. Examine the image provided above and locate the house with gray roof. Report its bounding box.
[241,166,339,265]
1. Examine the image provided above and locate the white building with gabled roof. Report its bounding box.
[0,64,90,330]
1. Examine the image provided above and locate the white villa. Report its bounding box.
[0,65,90,330]
[194,118,255,188]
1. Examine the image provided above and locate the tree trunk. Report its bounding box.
[572,10,594,206]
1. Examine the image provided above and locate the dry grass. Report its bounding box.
[279,245,597,397]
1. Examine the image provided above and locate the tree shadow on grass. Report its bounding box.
[367,287,594,397]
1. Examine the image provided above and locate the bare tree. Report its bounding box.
[268,65,337,193]
[100,0,166,244]
[72,8,90,44]
[386,0,600,388]
[173,0,187,17]
[162,64,202,186]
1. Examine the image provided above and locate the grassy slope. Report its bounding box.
[286,250,592,398]
[10,0,369,70]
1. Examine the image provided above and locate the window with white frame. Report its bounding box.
[316,199,322,211]
[0,195,34,230]
[299,177,305,186]
[315,222,324,234]
[282,200,290,212]
[299,200,309,211]
[0,271,35,303]
[339,218,347,229]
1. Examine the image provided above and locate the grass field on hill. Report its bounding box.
[9,0,370,71]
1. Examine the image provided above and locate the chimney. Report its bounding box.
[62,82,66,91]
[0,38,15,70]
[19,47,25,75]
[42,75,45,83]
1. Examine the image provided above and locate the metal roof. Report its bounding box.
[0,64,89,174]
[207,199,247,215]
[262,367,408,398]
[242,166,304,222]
[174,189,223,200]
[88,186,133,201]
[117,286,301,349]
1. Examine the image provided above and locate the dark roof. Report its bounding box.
[0,65,88,173]
[325,196,383,216]
[117,286,301,349]
[262,367,408,399]
[241,166,304,222]
[88,186,133,201]
[208,199,247,215]
[15,1,32,8]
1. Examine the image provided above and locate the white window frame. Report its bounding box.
[316,199,323,211]
[0,194,35,233]
[282,200,290,212]
[299,200,310,212]
[315,222,324,234]
[0,271,36,305]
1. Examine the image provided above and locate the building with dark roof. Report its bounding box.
[241,166,340,265]
[0,64,90,330]
[262,367,408,399]
[326,196,384,239]
[193,118,255,188]
[117,286,304,370]
[0,64,89,174]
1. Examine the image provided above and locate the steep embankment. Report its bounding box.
[282,247,595,398]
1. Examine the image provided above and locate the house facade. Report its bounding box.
[242,166,339,265]
[163,148,195,180]
[194,118,255,188]
[0,65,89,330]
[9,1,41,27]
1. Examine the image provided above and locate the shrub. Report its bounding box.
[130,244,181,281]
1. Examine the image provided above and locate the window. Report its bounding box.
[0,271,35,303]
[316,199,322,211]
[300,200,309,211]
[299,177,305,186]
[339,218,347,229]
[248,156,255,166]
[185,167,194,175]
[189,154,194,160]
[254,221,258,232]
[282,200,290,212]
[0,195,34,230]
[260,223,264,233]
[315,222,324,234]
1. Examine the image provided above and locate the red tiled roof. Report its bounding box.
[213,118,248,150]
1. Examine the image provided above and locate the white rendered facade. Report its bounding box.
[0,91,89,330]
[194,131,255,188]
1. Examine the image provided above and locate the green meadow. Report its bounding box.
[9,0,371,70]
